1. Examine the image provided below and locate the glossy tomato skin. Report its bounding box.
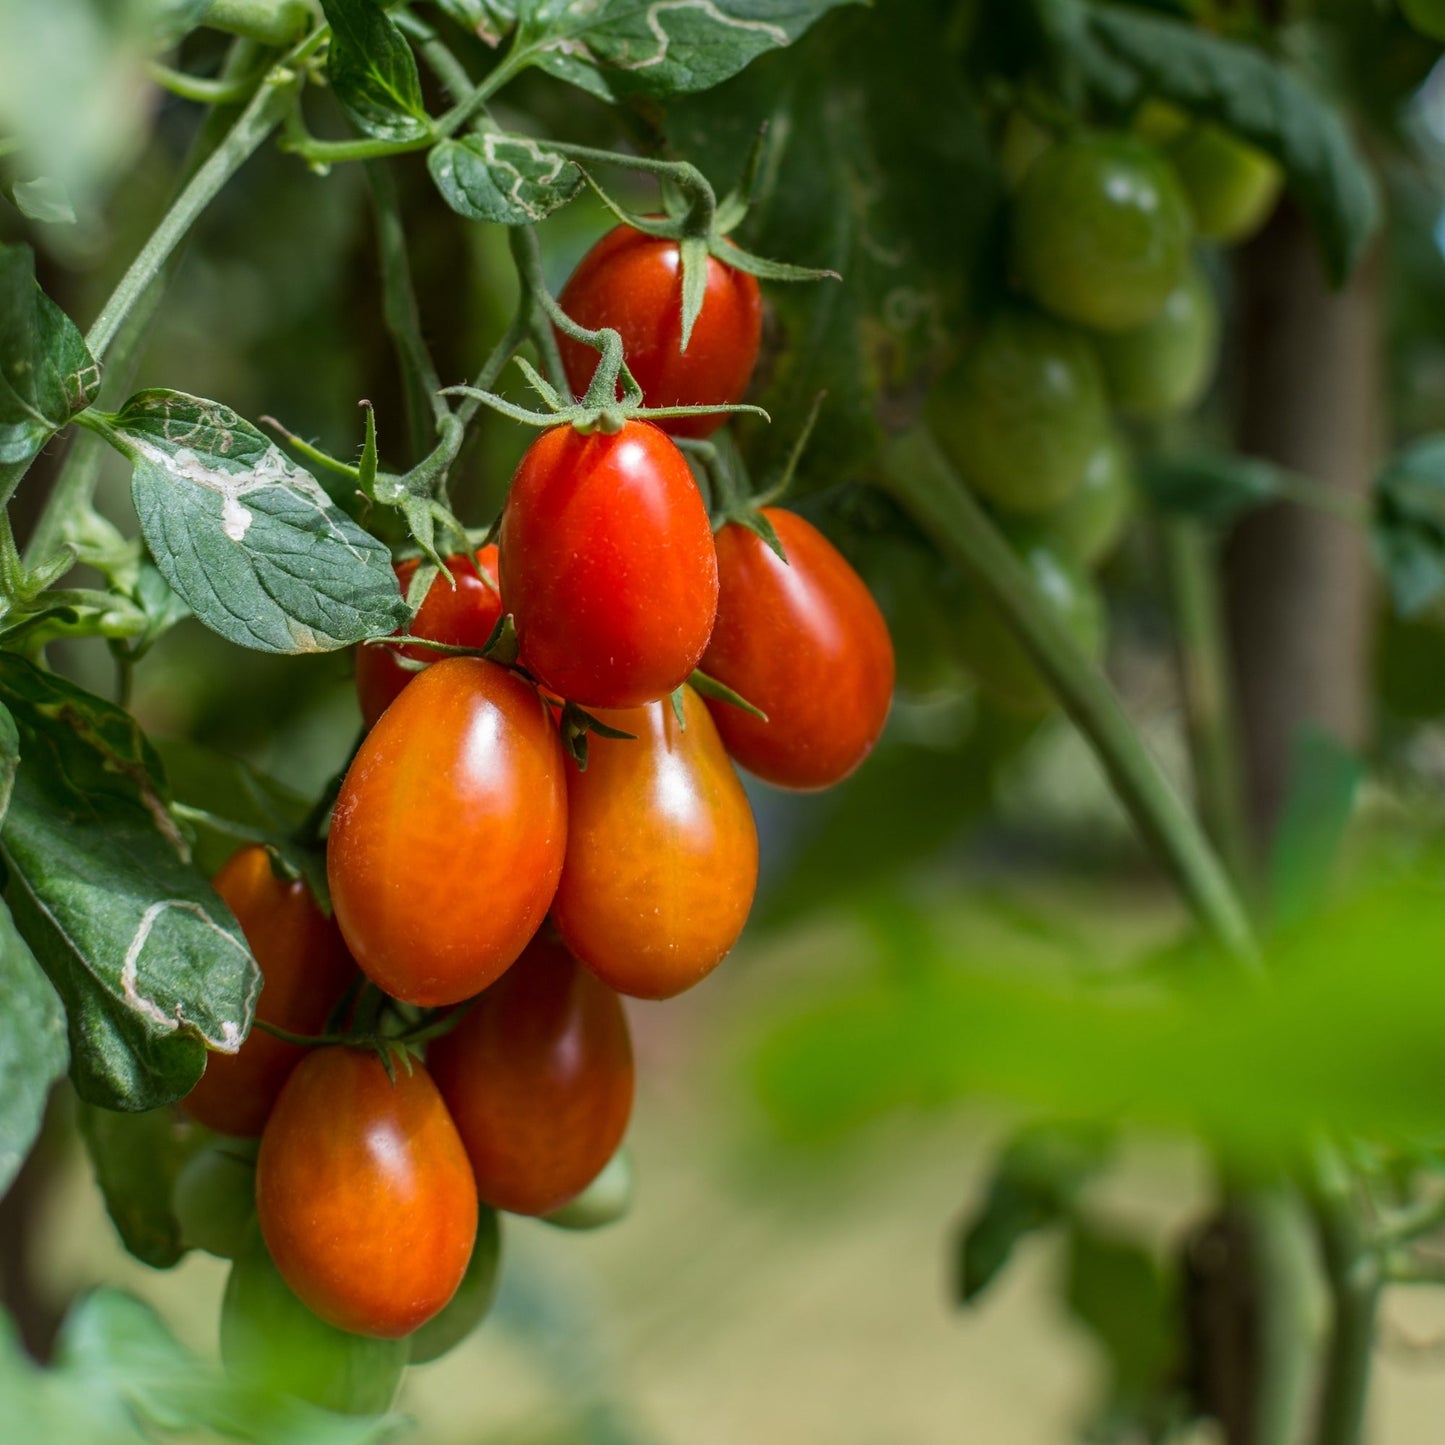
[556,225,762,439]
[183,847,356,1137]
[355,547,502,730]
[499,421,718,708]
[428,935,633,1215]
[256,1046,478,1339]
[700,510,896,791]
[328,657,566,1007]
[552,687,758,998]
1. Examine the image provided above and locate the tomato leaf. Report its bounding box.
[0,655,260,1112]
[1040,0,1380,286]
[321,0,431,143]
[1374,434,1445,617]
[76,1103,210,1269]
[954,1122,1112,1305]
[519,0,860,103]
[0,242,100,467]
[428,127,582,226]
[1137,451,1285,527]
[0,894,67,1197]
[105,390,408,654]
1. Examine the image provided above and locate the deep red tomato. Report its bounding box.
[355,546,502,729]
[499,421,718,708]
[256,1046,477,1339]
[556,224,762,439]
[183,846,356,1137]
[428,935,633,1216]
[327,657,567,1006]
[700,510,895,790]
[552,686,758,998]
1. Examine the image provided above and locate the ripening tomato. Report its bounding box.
[552,687,757,997]
[256,1046,477,1339]
[499,421,718,707]
[182,846,356,1137]
[355,546,502,729]
[700,510,895,790]
[428,935,634,1215]
[1012,134,1193,332]
[328,657,566,1006]
[556,224,762,439]
[407,1208,502,1365]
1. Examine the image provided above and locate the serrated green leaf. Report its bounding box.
[321,0,431,143]
[0,894,67,1196]
[1045,0,1380,285]
[0,243,100,466]
[1375,434,1445,617]
[427,127,581,225]
[0,655,259,1111]
[77,1102,208,1269]
[108,390,408,654]
[523,0,858,103]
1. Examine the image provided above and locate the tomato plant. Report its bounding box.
[499,421,719,707]
[328,657,567,1006]
[182,846,356,1138]
[256,1046,477,1339]
[355,546,503,729]
[552,687,759,997]
[556,225,763,438]
[701,509,896,790]
[428,935,634,1214]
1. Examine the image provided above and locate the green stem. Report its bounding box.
[879,428,1260,971]
[1161,520,1253,891]
[201,0,311,47]
[147,60,267,105]
[395,9,475,105]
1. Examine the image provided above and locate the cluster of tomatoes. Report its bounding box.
[178,221,895,1400]
[923,108,1282,711]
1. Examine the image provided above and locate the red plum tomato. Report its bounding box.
[700,510,895,790]
[552,686,758,998]
[428,935,634,1216]
[183,846,356,1137]
[499,421,718,708]
[255,1046,478,1339]
[556,224,762,439]
[355,546,502,729]
[327,657,566,1007]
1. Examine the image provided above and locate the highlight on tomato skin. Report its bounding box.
[556,223,763,439]
[255,1045,478,1340]
[181,845,357,1138]
[355,545,503,730]
[327,656,567,1007]
[551,686,759,999]
[701,509,896,792]
[427,935,634,1217]
[498,420,719,708]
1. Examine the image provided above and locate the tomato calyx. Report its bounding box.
[686,669,768,723]
[556,700,637,771]
[363,607,521,674]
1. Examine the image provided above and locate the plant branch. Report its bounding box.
[879,428,1260,972]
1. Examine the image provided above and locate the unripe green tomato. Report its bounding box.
[951,540,1105,715]
[1032,434,1134,568]
[173,1140,258,1260]
[1402,0,1445,43]
[1095,262,1219,419]
[928,310,1110,513]
[1012,134,1193,332]
[221,1228,408,1415]
[1169,126,1282,244]
[543,1146,635,1231]
[408,1208,502,1365]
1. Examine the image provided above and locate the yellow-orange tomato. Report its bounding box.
[256,1046,477,1339]
[552,686,757,999]
[183,846,357,1137]
[327,657,567,1007]
[428,935,633,1216]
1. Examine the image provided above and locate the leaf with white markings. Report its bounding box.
[0,655,259,1112]
[519,0,859,103]
[105,390,407,654]
[322,0,431,142]
[0,243,100,466]
[428,125,581,225]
